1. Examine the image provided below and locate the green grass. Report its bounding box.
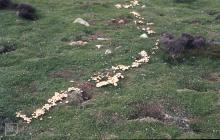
[0,0,220,139]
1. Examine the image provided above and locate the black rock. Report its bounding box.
[215,15,220,20]
[0,43,16,54]
[160,33,207,58]
[0,0,11,9]
[181,33,195,49]
[192,36,206,48]
[16,3,38,20]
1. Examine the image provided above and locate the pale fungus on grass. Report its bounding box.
[141,27,156,35]
[95,45,104,49]
[111,65,131,71]
[146,22,154,26]
[122,4,132,9]
[131,51,150,68]
[130,11,141,18]
[90,75,103,83]
[16,112,32,124]
[152,39,160,51]
[115,4,122,9]
[32,108,46,119]
[115,0,140,9]
[16,87,82,123]
[141,5,146,9]
[130,0,139,6]
[105,49,112,55]
[137,20,144,24]
[69,40,88,46]
[96,73,124,87]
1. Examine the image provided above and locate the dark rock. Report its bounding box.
[181,33,195,49]
[159,33,207,58]
[0,0,38,20]
[0,0,11,9]
[0,43,16,54]
[192,36,206,48]
[215,15,220,20]
[81,91,92,101]
[207,10,219,16]
[16,3,38,20]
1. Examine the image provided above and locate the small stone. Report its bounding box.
[105,49,112,55]
[73,18,90,27]
[95,45,103,49]
[115,46,122,50]
[97,38,110,41]
[140,33,148,39]
[118,19,125,24]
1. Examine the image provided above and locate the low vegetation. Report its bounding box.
[0,0,220,139]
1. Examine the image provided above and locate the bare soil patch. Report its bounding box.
[128,101,165,121]
[128,101,191,129]
[48,69,73,80]
[201,72,220,82]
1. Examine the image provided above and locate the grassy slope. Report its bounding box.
[0,0,220,139]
